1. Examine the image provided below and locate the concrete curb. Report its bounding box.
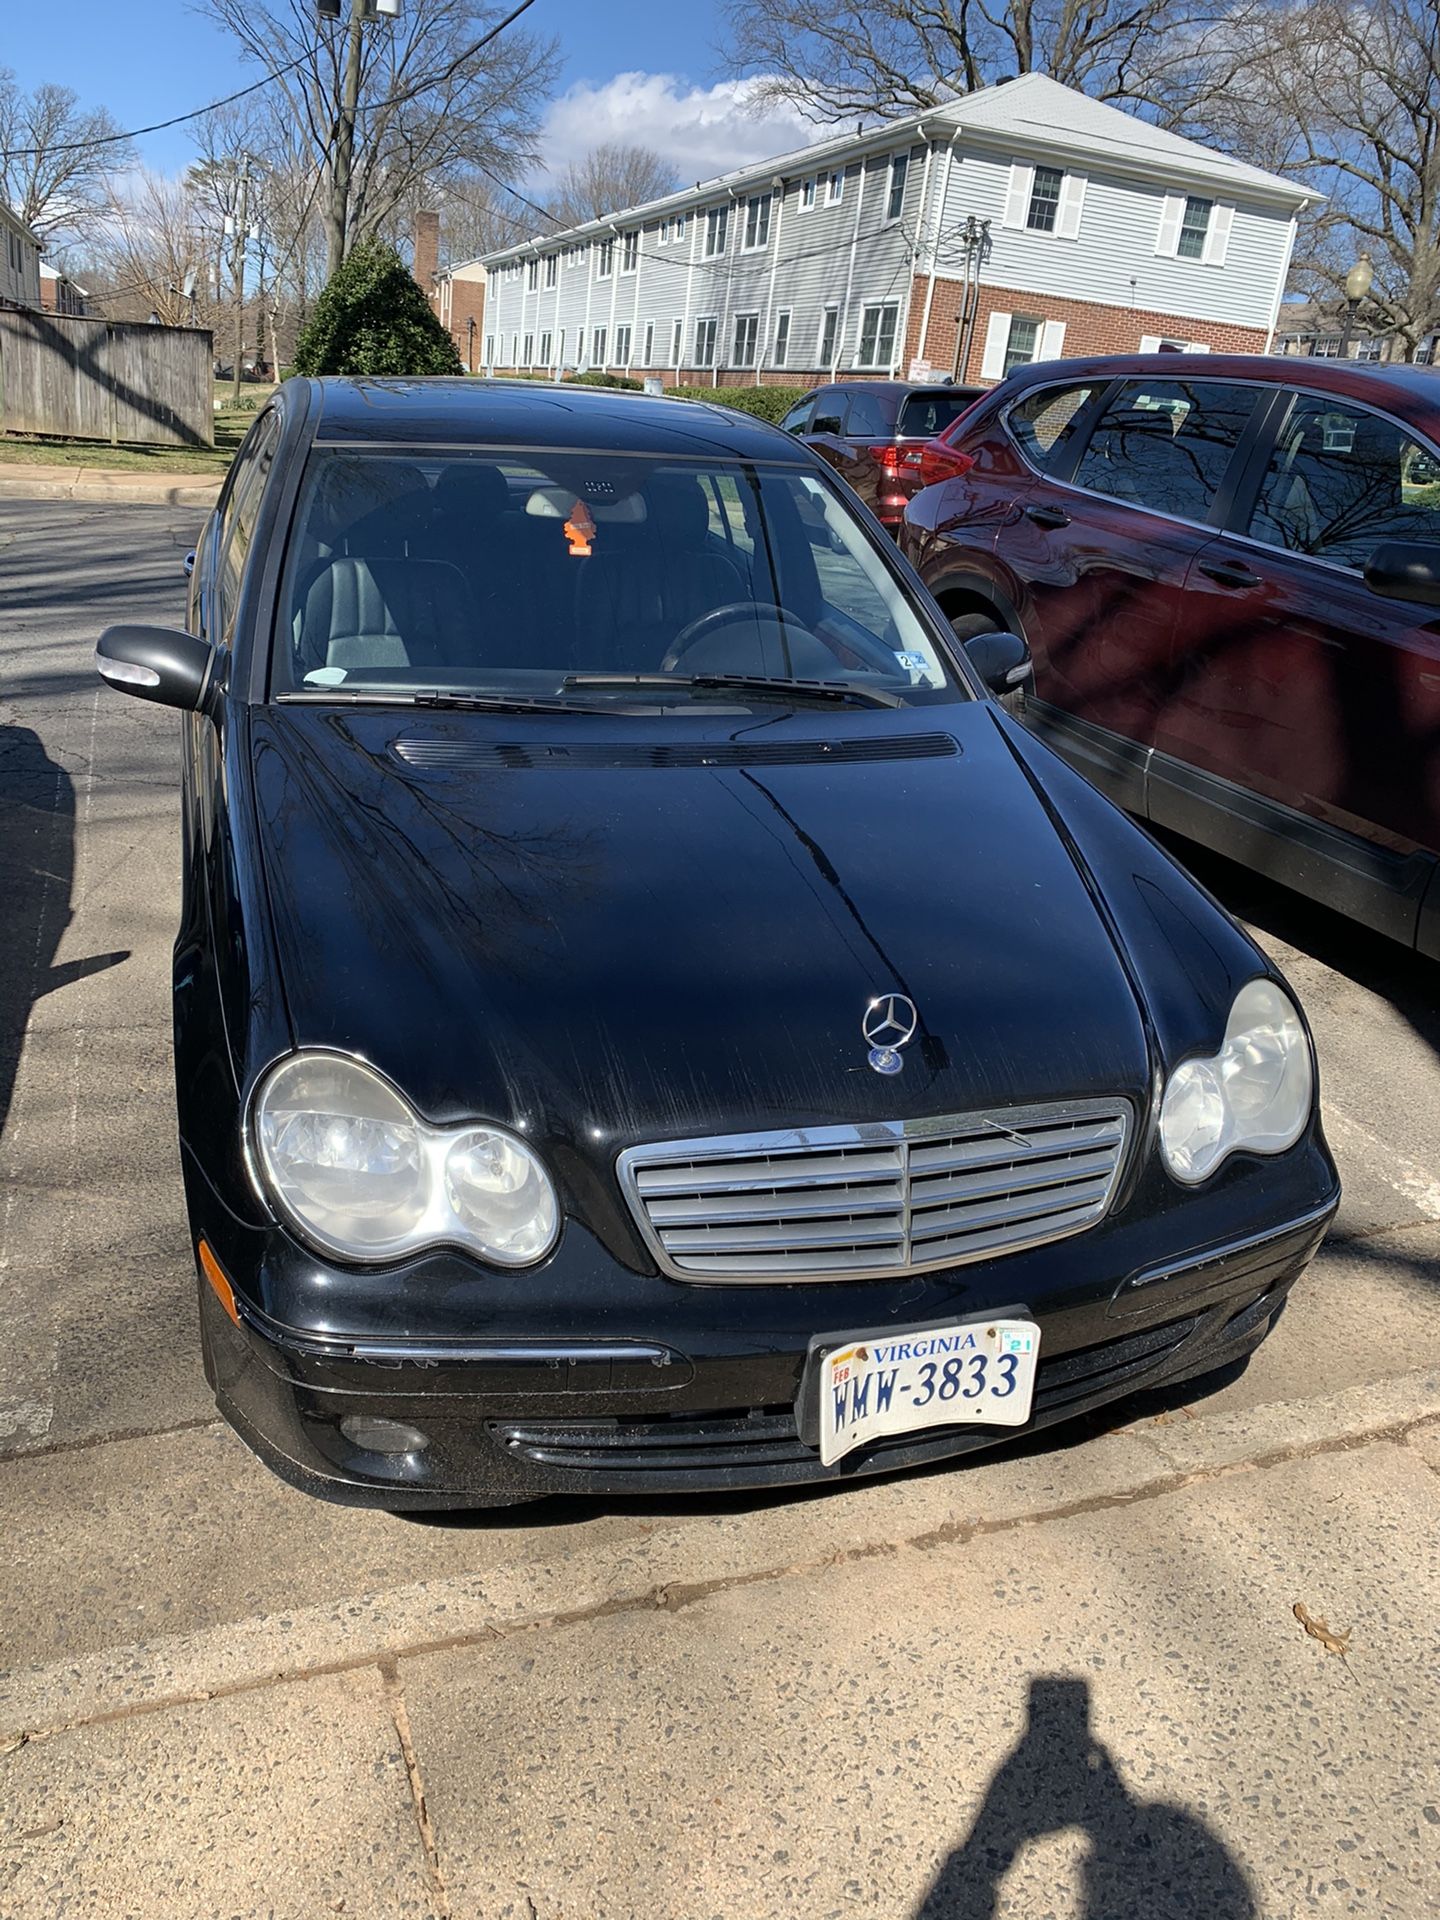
[2,1367,1436,1742]
[0,465,222,509]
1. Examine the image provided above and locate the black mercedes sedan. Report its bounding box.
[96,378,1339,1510]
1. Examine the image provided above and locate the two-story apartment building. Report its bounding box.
[1,206,42,312]
[469,73,1317,389]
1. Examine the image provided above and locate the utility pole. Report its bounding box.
[230,157,254,405]
[326,0,367,279]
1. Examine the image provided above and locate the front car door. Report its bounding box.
[1151,387,1440,946]
[1000,375,1266,812]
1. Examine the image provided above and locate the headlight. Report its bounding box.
[1159,978,1313,1184]
[252,1053,559,1265]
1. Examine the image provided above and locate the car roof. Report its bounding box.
[822,379,981,396]
[1002,352,1440,414]
[302,376,807,460]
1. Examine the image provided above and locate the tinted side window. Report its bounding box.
[1071,380,1256,522]
[811,389,846,435]
[1248,394,1440,569]
[1006,383,1100,472]
[780,397,814,435]
[215,413,279,639]
[843,387,896,437]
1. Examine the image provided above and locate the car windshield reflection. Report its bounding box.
[273,451,963,709]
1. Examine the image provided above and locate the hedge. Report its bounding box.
[668,384,809,425]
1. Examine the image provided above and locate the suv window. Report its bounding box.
[811,390,846,436]
[1071,379,1257,522]
[1006,383,1100,472]
[897,390,980,438]
[1248,394,1440,569]
[842,388,896,437]
[780,396,815,435]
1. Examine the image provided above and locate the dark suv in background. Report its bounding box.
[783,379,983,532]
[899,355,1440,958]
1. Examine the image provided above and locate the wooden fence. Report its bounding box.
[0,308,213,448]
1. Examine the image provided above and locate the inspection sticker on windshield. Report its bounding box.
[893,650,929,672]
[813,1317,1040,1466]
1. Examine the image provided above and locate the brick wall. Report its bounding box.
[908,276,1270,382]
[443,280,487,370]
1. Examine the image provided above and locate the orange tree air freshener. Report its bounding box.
[564,500,596,556]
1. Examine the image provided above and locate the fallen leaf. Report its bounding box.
[1293,1601,1352,1657]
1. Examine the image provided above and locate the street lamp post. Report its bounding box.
[1338,252,1373,359]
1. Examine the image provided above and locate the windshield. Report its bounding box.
[272,449,962,708]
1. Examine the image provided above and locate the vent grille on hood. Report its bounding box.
[391,733,960,773]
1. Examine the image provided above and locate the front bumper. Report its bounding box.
[200,1197,1336,1510]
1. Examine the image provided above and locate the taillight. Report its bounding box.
[867,444,904,478]
[917,442,977,488]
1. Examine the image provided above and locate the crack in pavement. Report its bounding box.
[4,1404,1438,1751]
[380,1655,452,1919]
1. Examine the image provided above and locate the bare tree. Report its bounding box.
[0,70,136,245]
[200,0,556,277]
[546,143,681,225]
[719,0,1223,120]
[1169,0,1440,356]
[86,174,214,327]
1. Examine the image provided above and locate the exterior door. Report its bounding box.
[1153,389,1440,939]
[1004,375,1265,794]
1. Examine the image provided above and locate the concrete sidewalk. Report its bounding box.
[2,1390,1437,1918]
[0,462,222,508]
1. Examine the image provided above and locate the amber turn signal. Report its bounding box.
[197,1238,241,1326]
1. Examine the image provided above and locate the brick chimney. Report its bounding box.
[413,209,440,296]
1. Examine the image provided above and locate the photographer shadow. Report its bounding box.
[915,1677,1255,1920]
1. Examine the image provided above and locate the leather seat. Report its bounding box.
[570,476,746,672]
[294,554,476,678]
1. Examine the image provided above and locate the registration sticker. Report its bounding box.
[812,1316,1041,1467]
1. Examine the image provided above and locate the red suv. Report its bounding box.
[899,354,1440,957]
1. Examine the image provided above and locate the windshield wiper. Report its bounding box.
[410,688,621,715]
[562,672,905,709]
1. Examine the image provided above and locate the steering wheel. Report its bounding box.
[661,601,825,673]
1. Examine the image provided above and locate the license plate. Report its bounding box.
[811,1316,1041,1467]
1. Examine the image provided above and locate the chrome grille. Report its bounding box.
[618,1101,1131,1283]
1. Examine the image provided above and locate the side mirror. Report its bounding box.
[961,627,1033,697]
[1364,541,1440,608]
[96,624,221,712]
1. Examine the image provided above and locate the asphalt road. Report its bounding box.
[2,497,1438,1918]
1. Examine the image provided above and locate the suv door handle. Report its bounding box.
[1198,560,1262,590]
[1025,504,1071,529]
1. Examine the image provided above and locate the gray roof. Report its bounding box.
[465,72,1318,274]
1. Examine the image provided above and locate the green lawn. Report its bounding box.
[0,392,275,476]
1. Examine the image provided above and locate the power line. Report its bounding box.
[0,0,540,163]
[0,61,313,162]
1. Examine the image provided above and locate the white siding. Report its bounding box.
[937,150,1292,329]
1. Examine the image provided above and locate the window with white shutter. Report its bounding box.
[1155,194,1186,257]
[1056,174,1087,240]
[1002,165,1034,230]
[1203,205,1234,267]
[980,311,1013,379]
[1038,320,1067,360]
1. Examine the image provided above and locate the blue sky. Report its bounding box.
[4,0,818,183]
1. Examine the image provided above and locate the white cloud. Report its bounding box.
[535,72,830,192]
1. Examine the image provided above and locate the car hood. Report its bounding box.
[250,703,1154,1157]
